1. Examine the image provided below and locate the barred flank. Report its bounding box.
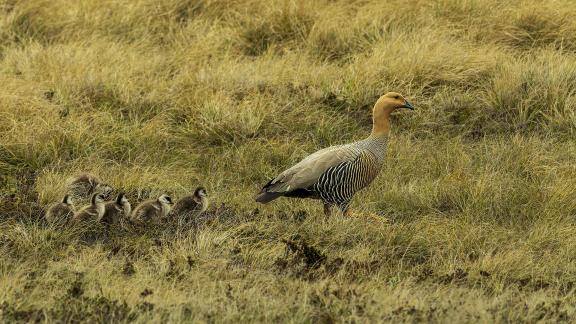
[312,135,387,210]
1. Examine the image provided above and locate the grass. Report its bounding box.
[1,0,576,322]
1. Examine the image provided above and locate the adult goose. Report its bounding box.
[255,92,413,217]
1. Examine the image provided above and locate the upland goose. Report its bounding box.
[131,194,174,224]
[73,193,106,222]
[172,187,209,221]
[101,192,131,225]
[256,92,413,217]
[67,173,113,201]
[45,195,74,224]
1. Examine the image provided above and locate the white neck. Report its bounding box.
[160,203,172,217]
[200,196,208,212]
[96,203,105,218]
[123,202,132,218]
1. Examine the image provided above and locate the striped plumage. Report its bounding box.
[255,92,414,216]
[312,136,387,211]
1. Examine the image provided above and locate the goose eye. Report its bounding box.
[393,96,399,99]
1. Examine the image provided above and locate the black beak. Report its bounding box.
[402,100,415,110]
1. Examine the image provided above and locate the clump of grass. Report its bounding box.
[495,3,576,51]
[239,2,314,56]
[485,49,576,135]
[0,0,64,45]
[177,92,269,145]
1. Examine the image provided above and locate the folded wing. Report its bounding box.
[256,144,359,203]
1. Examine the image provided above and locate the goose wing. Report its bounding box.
[256,144,360,202]
[132,202,159,223]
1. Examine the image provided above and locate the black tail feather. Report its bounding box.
[255,191,284,204]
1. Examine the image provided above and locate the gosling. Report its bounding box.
[44,195,75,224]
[172,187,209,221]
[67,173,113,201]
[130,194,173,224]
[101,192,131,225]
[73,193,106,222]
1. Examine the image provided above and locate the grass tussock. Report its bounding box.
[1,0,576,322]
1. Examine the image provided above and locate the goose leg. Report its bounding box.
[323,203,332,217]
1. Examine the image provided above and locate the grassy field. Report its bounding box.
[1,0,576,322]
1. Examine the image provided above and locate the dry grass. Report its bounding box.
[1,0,576,322]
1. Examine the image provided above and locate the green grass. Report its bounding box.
[1,0,576,322]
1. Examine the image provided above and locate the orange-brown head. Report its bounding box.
[371,92,414,136]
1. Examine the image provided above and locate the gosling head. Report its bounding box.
[158,194,174,206]
[194,187,208,199]
[115,192,129,206]
[62,194,74,206]
[91,193,106,205]
[96,183,113,197]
